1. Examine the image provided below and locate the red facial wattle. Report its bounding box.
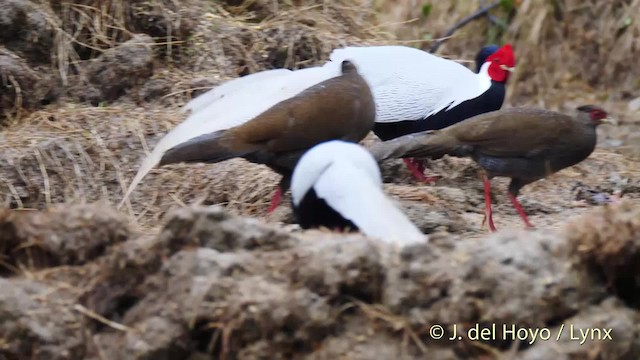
[590,109,607,122]
[486,43,515,83]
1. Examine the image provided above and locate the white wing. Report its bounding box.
[314,161,427,246]
[183,69,294,114]
[119,66,339,207]
[329,46,491,123]
[121,45,491,206]
[176,66,337,143]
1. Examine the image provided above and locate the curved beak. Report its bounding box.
[500,64,516,73]
[600,117,617,126]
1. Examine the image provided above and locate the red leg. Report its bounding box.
[403,158,440,184]
[508,194,534,229]
[482,176,497,232]
[267,186,282,214]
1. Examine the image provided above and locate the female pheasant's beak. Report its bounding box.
[500,64,516,73]
[599,117,617,126]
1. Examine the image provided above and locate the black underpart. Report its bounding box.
[277,174,292,192]
[373,81,505,141]
[293,188,358,231]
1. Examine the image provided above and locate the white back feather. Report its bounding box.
[119,66,339,208]
[329,45,491,122]
[292,141,427,246]
[121,45,491,207]
[183,69,294,114]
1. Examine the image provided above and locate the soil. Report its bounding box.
[1,0,640,359]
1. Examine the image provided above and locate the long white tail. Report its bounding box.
[316,161,427,246]
[119,65,339,208]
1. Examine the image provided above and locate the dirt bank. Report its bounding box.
[1,0,640,359]
[1,202,640,359]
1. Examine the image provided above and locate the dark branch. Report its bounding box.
[487,14,503,26]
[426,1,501,54]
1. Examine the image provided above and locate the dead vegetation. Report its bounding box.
[377,0,640,102]
[0,0,384,224]
[1,203,640,359]
[0,0,383,124]
[1,0,640,358]
[378,0,640,158]
[508,0,640,104]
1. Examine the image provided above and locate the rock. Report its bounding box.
[81,206,291,325]
[307,317,457,360]
[87,245,250,358]
[288,235,384,302]
[95,250,332,358]
[94,316,191,360]
[628,96,640,112]
[0,0,55,62]
[0,203,130,272]
[138,78,173,102]
[86,34,155,101]
[572,182,620,205]
[519,298,640,359]
[79,234,166,322]
[566,200,640,307]
[0,48,56,122]
[0,278,84,360]
[4,202,640,359]
[114,248,252,324]
[399,201,471,233]
[384,229,606,346]
[158,205,296,252]
[160,247,251,279]
[65,79,103,106]
[187,77,216,99]
[221,276,334,352]
[128,1,195,46]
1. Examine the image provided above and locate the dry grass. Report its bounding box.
[374,0,640,161]
[43,0,192,83]
[1,0,640,233]
[46,0,387,76]
[2,0,386,122]
[508,0,640,104]
[0,102,287,226]
[180,0,391,78]
[376,0,640,106]
[0,0,388,228]
[2,3,640,359]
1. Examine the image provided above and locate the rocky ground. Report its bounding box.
[1,0,640,359]
[2,201,640,359]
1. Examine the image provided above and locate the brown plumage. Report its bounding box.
[370,105,614,231]
[159,60,376,211]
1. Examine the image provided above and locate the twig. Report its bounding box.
[363,17,420,31]
[221,319,237,360]
[427,1,501,53]
[73,304,133,332]
[354,300,429,354]
[160,86,217,101]
[481,0,506,26]
[0,175,24,208]
[7,75,23,122]
[487,13,503,26]
[169,192,188,208]
[0,258,22,275]
[34,148,52,206]
[89,128,138,225]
